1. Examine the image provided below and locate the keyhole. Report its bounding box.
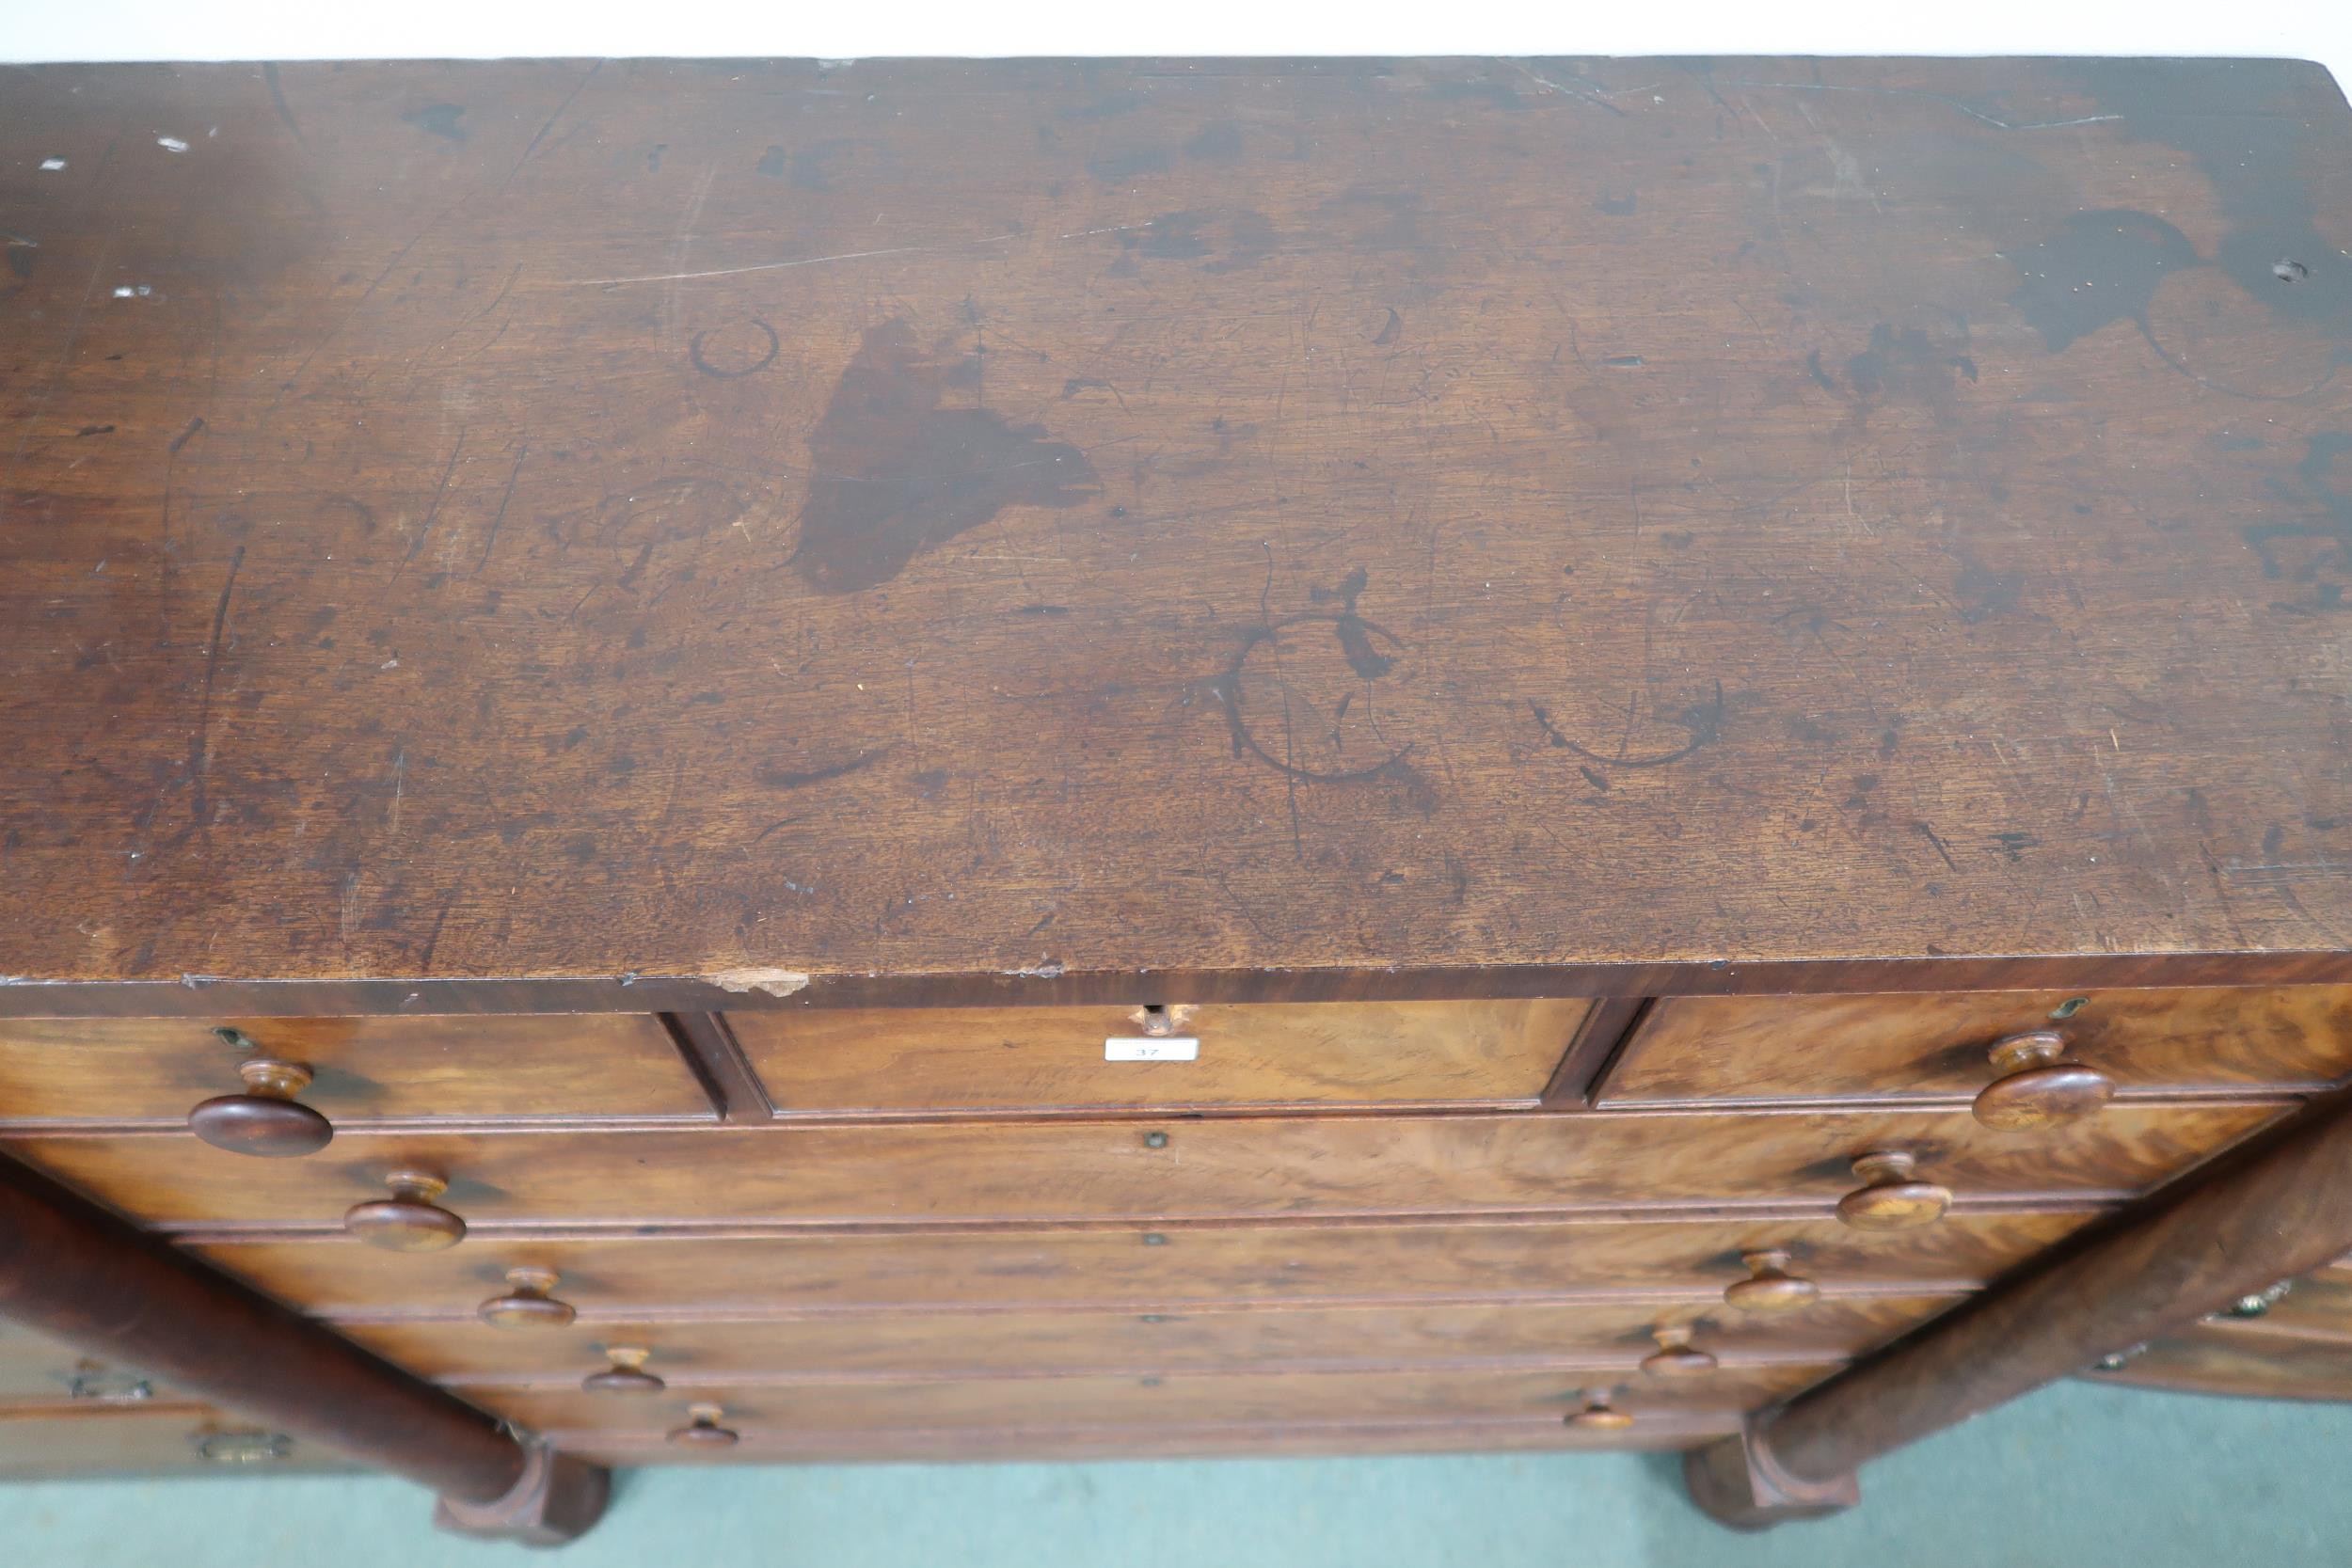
[1139,1006,1173,1037]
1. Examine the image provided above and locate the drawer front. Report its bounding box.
[193,1211,2093,1316]
[16,1104,2279,1228]
[0,1015,713,1125]
[346,1294,1959,1384]
[0,1404,349,1478]
[729,999,1589,1113]
[2242,1261,2352,1341]
[1601,987,2352,1107]
[2089,1321,2352,1402]
[565,1413,1740,1464]
[475,1361,1836,1435]
[0,1322,167,1404]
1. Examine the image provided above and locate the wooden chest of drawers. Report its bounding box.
[2,51,2350,1543]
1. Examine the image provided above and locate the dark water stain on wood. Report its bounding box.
[1311,565,1395,679]
[756,747,890,790]
[1123,209,1275,274]
[2006,210,2200,352]
[1820,324,1979,419]
[2068,59,2352,341]
[1525,682,1724,770]
[1183,120,1243,163]
[688,319,779,378]
[2244,432,2352,614]
[402,103,468,143]
[791,321,1099,594]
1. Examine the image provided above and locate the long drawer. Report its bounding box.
[2088,1320,2352,1402]
[10,1104,2281,1228]
[0,1404,350,1477]
[563,1412,1740,1463]
[1600,987,2352,1107]
[728,1000,1588,1113]
[190,1210,2096,1316]
[343,1294,1961,1384]
[474,1361,1837,1435]
[0,1015,713,1125]
[0,1321,167,1403]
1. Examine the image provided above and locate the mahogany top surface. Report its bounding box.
[4,55,2350,997]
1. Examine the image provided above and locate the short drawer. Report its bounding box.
[192,1211,2093,1317]
[728,999,1589,1113]
[342,1293,1960,1384]
[0,1015,714,1126]
[11,1102,2280,1229]
[472,1361,1836,1436]
[1599,987,2352,1108]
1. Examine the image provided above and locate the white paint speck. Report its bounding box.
[39,157,65,171]
[156,135,189,153]
[111,284,152,299]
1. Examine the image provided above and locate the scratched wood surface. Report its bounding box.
[3,57,2350,994]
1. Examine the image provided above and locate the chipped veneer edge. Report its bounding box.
[705,967,814,998]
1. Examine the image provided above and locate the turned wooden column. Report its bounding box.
[1687,1087,2352,1528]
[0,1156,606,1544]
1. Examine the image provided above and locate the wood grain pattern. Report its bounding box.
[730,999,1587,1112]
[471,1360,1836,1435]
[1,58,2348,1002]
[341,1293,1960,1384]
[188,1210,2096,1316]
[0,1014,713,1125]
[1603,987,2352,1106]
[6,1104,2281,1228]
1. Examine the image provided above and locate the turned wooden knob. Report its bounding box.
[342,1170,467,1251]
[667,1402,740,1447]
[187,1056,333,1157]
[581,1345,665,1394]
[1972,1031,2114,1130]
[1565,1389,1633,1430]
[1836,1150,1951,1229]
[1723,1249,1820,1313]
[477,1266,577,1328]
[1639,1323,1719,1377]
